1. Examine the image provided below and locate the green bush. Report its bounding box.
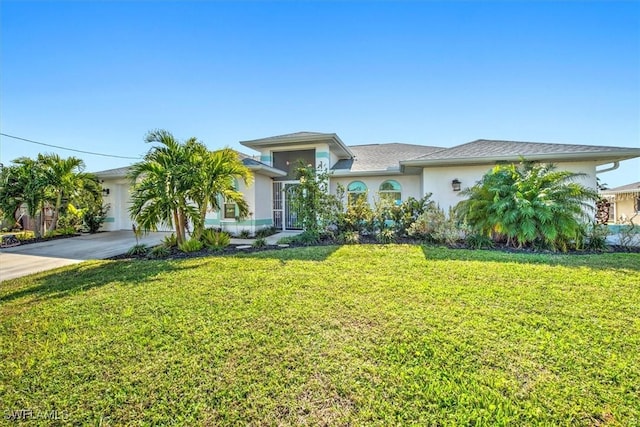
[238,230,251,239]
[252,237,267,248]
[343,195,373,233]
[340,231,360,245]
[295,230,320,246]
[255,226,277,238]
[162,233,178,248]
[376,228,396,244]
[83,204,109,233]
[148,245,170,259]
[201,228,231,250]
[466,233,495,249]
[408,207,459,244]
[456,161,598,251]
[126,244,148,256]
[178,238,204,253]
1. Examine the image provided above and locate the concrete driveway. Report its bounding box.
[0,231,171,282]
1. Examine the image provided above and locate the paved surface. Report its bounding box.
[0,231,171,282]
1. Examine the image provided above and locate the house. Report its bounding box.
[95,132,640,234]
[599,182,640,224]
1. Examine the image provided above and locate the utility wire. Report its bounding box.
[0,132,142,160]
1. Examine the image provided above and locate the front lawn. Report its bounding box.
[1,246,639,425]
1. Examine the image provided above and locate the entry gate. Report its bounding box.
[273,181,302,230]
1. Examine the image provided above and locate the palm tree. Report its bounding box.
[456,160,598,250]
[38,153,93,231]
[128,130,197,245]
[0,157,50,237]
[188,146,252,240]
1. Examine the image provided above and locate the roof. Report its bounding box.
[401,139,640,167]
[93,151,286,179]
[600,181,640,195]
[332,143,444,175]
[94,166,131,179]
[240,131,354,158]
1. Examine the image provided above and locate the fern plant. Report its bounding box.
[201,228,231,250]
[456,160,598,251]
[178,238,203,253]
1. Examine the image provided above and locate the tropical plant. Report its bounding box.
[455,160,599,251]
[129,130,199,246]
[188,147,252,240]
[408,206,459,244]
[148,245,170,259]
[201,228,231,250]
[129,130,252,245]
[376,228,396,244]
[178,238,204,253]
[252,237,267,248]
[126,244,149,256]
[82,203,109,233]
[287,163,344,234]
[162,233,178,248]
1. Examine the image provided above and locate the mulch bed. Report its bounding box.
[108,235,640,261]
[1,233,81,247]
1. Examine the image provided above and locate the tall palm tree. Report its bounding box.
[38,153,93,230]
[128,130,197,245]
[188,146,252,240]
[456,160,598,250]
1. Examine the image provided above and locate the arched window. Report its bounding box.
[347,181,367,206]
[379,180,402,205]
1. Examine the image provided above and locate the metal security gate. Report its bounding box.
[273,181,302,230]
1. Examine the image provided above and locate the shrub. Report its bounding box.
[238,230,251,239]
[255,226,277,238]
[252,237,267,248]
[127,244,148,256]
[584,225,610,252]
[148,245,170,259]
[343,195,373,233]
[295,230,320,246]
[14,231,35,241]
[340,231,360,245]
[466,233,495,249]
[163,233,178,248]
[376,228,396,244]
[83,204,109,233]
[456,161,598,251]
[179,238,204,253]
[201,228,231,250]
[408,207,459,245]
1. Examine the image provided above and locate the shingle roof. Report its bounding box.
[333,143,444,172]
[397,139,640,167]
[415,139,635,161]
[93,166,131,178]
[601,181,640,194]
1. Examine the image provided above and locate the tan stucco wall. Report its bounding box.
[422,161,598,211]
[612,197,640,222]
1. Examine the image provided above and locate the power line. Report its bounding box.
[0,132,142,160]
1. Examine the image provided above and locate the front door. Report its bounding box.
[273,181,302,230]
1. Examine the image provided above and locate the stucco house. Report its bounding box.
[95,131,640,233]
[600,182,640,224]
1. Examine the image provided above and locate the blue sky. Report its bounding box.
[1,1,638,187]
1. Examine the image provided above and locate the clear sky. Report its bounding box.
[1,1,639,187]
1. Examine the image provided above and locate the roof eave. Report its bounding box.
[330,168,406,177]
[400,150,640,167]
[247,164,287,178]
[240,133,354,158]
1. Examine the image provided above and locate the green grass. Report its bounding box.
[1,245,639,425]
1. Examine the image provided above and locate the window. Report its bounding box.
[224,204,237,219]
[347,181,367,206]
[635,196,640,213]
[379,180,402,205]
[223,179,239,219]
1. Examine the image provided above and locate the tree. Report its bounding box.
[37,153,96,231]
[188,146,252,240]
[455,160,599,251]
[128,130,252,245]
[0,158,50,237]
